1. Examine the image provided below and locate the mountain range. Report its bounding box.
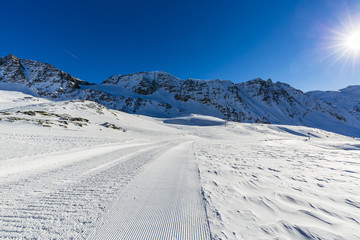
[1,54,359,137]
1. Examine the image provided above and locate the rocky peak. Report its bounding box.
[102,71,179,85]
[3,54,20,64]
[101,71,182,95]
[0,54,90,98]
[237,77,302,102]
[0,54,27,84]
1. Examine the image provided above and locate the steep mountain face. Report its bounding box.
[235,79,360,137]
[0,54,90,98]
[1,55,360,137]
[237,79,349,123]
[89,71,259,122]
[308,86,360,120]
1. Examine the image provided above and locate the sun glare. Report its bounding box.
[324,17,360,66]
[345,31,360,52]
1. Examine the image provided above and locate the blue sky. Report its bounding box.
[1,0,359,91]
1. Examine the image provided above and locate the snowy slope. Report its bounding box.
[1,55,360,137]
[162,115,360,239]
[0,90,360,239]
[237,79,360,137]
[192,122,360,240]
[308,85,360,120]
[0,91,208,239]
[88,73,360,137]
[0,54,90,99]
[0,90,50,110]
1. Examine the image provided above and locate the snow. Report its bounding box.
[308,86,360,113]
[0,89,40,109]
[0,90,360,239]
[163,114,226,126]
[192,123,360,239]
[2,55,360,138]
[89,141,211,239]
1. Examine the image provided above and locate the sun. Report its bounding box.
[324,22,360,65]
[345,31,360,52]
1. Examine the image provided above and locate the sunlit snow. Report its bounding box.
[0,90,359,239]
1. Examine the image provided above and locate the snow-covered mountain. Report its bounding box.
[1,62,360,239]
[1,54,360,137]
[0,54,91,98]
[308,86,360,118]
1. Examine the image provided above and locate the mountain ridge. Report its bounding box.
[1,54,360,137]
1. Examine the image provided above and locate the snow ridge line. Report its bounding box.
[200,179,214,240]
[194,141,214,240]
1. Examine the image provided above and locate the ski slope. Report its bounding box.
[1,90,360,239]
[89,141,210,239]
[192,123,360,239]
[0,131,210,238]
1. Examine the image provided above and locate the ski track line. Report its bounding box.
[0,132,122,161]
[0,140,177,239]
[0,140,158,179]
[88,141,211,240]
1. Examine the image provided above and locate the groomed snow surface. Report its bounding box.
[1,90,360,239]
